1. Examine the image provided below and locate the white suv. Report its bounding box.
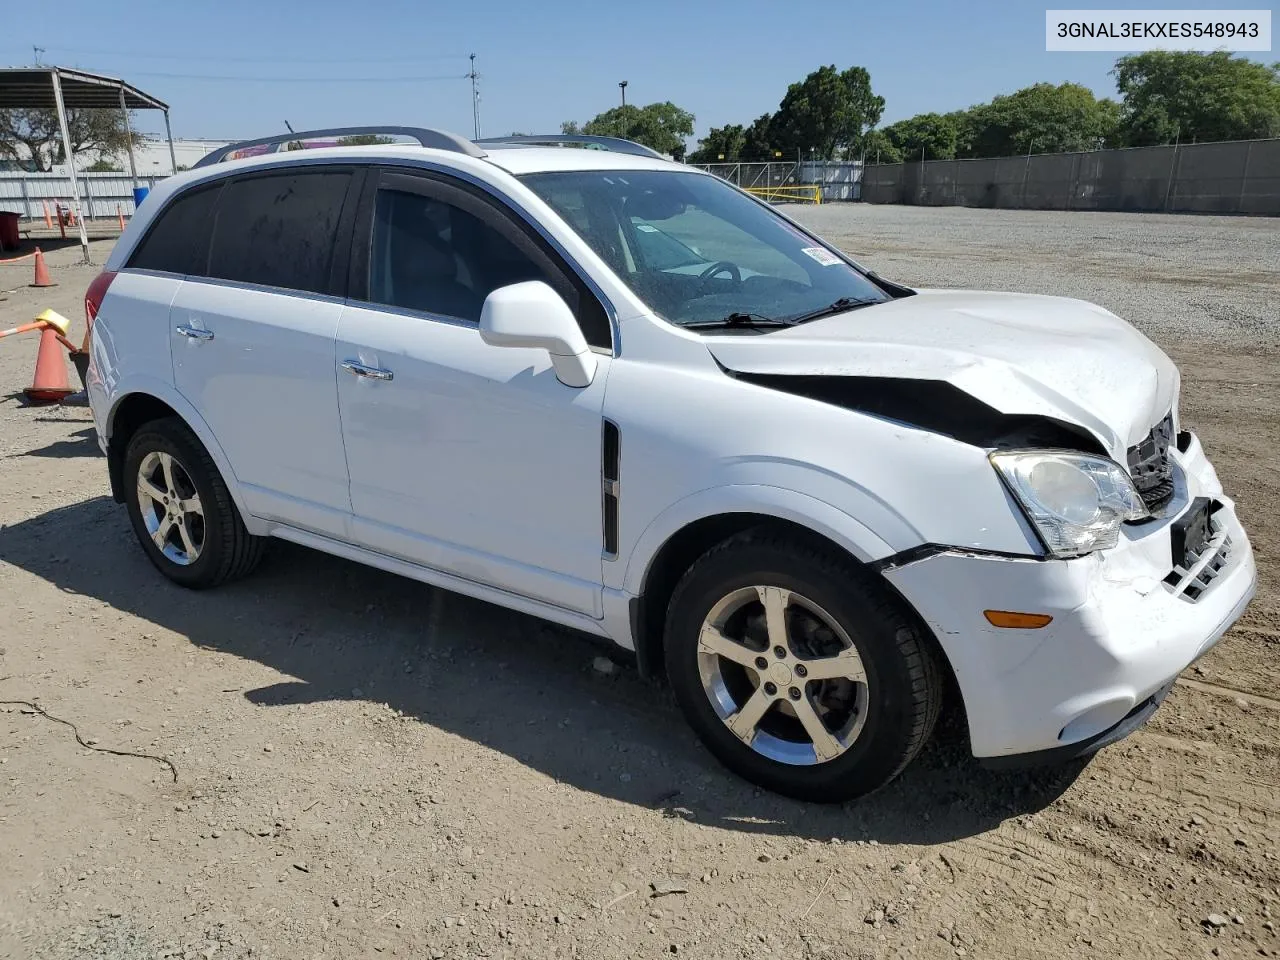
[85,127,1256,801]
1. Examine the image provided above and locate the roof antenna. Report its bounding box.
[284,120,295,134]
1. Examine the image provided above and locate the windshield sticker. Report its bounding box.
[801,246,843,267]
[635,224,659,232]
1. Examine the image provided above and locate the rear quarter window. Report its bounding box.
[207,171,352,295]
[125,184,222,275]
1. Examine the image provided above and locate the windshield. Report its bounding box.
[519,170,889,327]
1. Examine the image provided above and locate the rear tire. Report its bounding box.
[123,417,264,589]
[663,532,942,802]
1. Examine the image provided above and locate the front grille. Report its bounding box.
[1127,412,1175,511]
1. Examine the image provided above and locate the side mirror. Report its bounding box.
[479,281,597,388]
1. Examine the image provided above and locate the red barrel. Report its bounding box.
[0,211,20,251]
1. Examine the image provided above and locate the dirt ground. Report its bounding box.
[0,208,1277,960]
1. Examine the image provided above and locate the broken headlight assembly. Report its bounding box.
[991,451,1150,558]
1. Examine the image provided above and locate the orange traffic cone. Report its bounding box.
[23,326,74,403]
[30,248,55,288]
[117,205,126,231]
[42,200,53,229]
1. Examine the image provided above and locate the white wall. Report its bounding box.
[43,138,234,175]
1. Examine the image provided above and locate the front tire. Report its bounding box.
[123,417,264,589]
[663,532,942,802]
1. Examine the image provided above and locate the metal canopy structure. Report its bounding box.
[0,67,176,260]
[0,67,168,110]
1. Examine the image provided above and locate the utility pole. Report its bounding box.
[618,80,628,138]
[468,54,481,139]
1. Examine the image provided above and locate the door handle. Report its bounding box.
[341,360,394,382]
[176,325,214,341]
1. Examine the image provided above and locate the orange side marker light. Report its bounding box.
[984,610,1054,629]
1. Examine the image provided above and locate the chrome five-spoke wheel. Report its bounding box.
[124,417,264,588]
[135,450,205,566]
[697,584,870,766]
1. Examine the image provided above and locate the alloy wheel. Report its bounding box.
[135,451,205,566]
[697,585,870,766]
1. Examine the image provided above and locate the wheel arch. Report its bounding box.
[105,383,257,532]
[624,497,965,732]
[623,487,893,679]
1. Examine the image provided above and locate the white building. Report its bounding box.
[59,137,234,175]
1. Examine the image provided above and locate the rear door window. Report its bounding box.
[126,184,222,275]
[207,170,353,295]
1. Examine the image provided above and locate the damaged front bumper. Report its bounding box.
[883,431,1257,761]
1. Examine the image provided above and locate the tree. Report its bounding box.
[1112,51,1280,146]
[336,133,395,146]
[770,65,884,159]
[85,159,123,172]
[861,129,902,164]
[562,102,695,160]
[0,107,140,171]
[741,113,779,160]
[962,83,1120,157]
[944,109,978,157]
[688,123,746,164]
[881,112,961,160]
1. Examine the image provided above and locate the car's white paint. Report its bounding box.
[479,280,598,387]
[90,140,1256,761]
[170,281,352,539]
[335,299,610,618]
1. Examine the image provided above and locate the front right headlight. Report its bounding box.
[991,451,1149,558]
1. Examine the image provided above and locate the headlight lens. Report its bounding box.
[991,451,1149,557]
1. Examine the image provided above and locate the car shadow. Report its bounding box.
[8,232,118,255]
[0,495,1086,844]
[17,426,99,459]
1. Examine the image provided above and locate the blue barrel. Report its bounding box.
[132,186,150,208]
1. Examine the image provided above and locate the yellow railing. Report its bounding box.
[743,184,822,205]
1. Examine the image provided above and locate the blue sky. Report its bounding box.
[3,0,1274,142]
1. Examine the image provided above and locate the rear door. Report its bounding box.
[170,166,361,538]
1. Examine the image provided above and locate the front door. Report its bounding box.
[335,169,613,617]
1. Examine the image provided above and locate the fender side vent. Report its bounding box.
[602,419,620,557]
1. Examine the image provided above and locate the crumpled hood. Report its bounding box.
[706,289,1179,458]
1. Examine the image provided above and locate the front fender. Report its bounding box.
[617,483,899,597]
[104,375,265,536]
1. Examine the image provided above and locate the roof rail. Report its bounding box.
[193,126,485,168]
[474,134,666,160]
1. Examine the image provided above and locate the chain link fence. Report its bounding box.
[691,161,862,202]
[860,138,1279,215]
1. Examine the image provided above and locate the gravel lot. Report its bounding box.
[0,206,1277,960]
[796,203,1280,346]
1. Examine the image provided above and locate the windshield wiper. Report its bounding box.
[785,297,879,325]
[681,312,795,330]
